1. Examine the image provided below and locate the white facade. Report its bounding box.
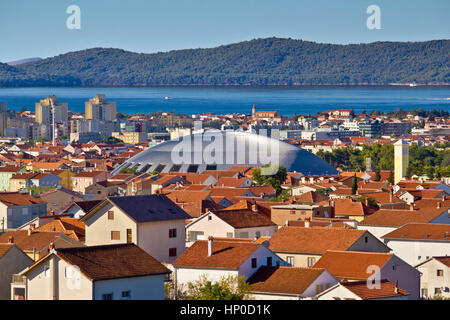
[186,211,277,245]
[416,258,450,299]
[383,239,450,268]
[174,245,288,288]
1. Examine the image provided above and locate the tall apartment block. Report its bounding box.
[35,96,68,125]
[85,94,117,121]
[0,102,7,136]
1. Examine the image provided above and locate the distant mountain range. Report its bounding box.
[0,38,449,87]
[6,57,42,66]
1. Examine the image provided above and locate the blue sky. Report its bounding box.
[0,0,449,62]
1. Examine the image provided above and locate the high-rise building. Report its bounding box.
[85,94,117,121]
[394,139,409,184]
[0,102,7,136]
[35,96,68,125]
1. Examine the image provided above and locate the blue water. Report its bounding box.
[0,86,449,116]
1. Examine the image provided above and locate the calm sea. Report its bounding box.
[0,86,449,116]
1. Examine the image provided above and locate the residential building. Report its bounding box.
[316,279,410,300]
[112,132,147,144]
[270,204,333,226]
[85,94,117,122]
[381,223,450,267]
[13,244,170,300]
[80,195,191,263]
[268,226,390,268]
[0,166,25,191]
[394,139,409,184]
[0,193,47,230]
[416,256,450,299]
[313,250,420,300]
[186,209,278,244]
[71,171,110,194]
[173,237,288,288]
[247,266,339,300]
[38,187,84,214]
[9,172,37,192]
[0,244,33,300]
[30,173,62,189]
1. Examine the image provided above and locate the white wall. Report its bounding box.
[417,259,450,299]
[384,239,450,268]
[94,275,166,300]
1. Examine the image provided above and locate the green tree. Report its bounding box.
[252,165,287,194]
[375,168,381,181]
[388,170,394,184]
[351,174,357,195]
[183,275,250,300]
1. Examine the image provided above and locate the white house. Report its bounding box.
[313,250,421,300]
[382,223,450,268]
[416,256,450,299]
[80,195,191,263]
[185,209,277,245]
[247,266,339,300]
[12,243,170,300]
[316,279,410,300]
[358,207,450,240]
[172,237,288,290]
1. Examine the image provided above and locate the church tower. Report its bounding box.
[394,139,409,184]
[252,104,256,119]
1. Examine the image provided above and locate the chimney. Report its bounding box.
[304,217,311,228]
[437,202,441,209]
[285,220,290,226]
[251,204,258,213]
[49,242,55,251]
[365,198,369,207]
[8,236,14,244]
[208,236,214,256]
[410,203,415,211]
[394,280,399,294]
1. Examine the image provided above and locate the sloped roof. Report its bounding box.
[213,209,276,228]
[313,250,393,280]
[340,279,409,299]
[269,226,367,254]
[0,230,72,251]
[382,223,450,241]
[247,266,326,295]
[359,207,448,227]
[0,192,44,206]
[104,195,191,223]
[173,239,261,269]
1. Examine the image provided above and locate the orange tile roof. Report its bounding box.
[173,239,261,269]
[269,226,367,254]
[0,243,14,259]
[435,257,450,268]
[313,250,393,280]
[212,209,276,228]
[0,192,44,206]
[340,279,409,299]
[334,198,367,216]
[382,223,450,241]
[359,207,448,227]
[247,266,327,295]
[166,190,211,203]
[0,230,70,252]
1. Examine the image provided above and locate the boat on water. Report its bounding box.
[164,96,170,100]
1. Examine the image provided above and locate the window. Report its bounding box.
[126,229,132,243]
[267,257,272,266]
[169,248,177,257]
[437,269,444,277]
[111,231,120,240]
[307,257,316,267]
[226,232,233,238]
[169,228,177,238]
[316,284,324,295]
[286,256,294,266]
[251,258,257,268]
[364,236,368,243]
[208,216,212,220]
[276,260,280,267]
[121,291,131,299]
[255,231,261,239]
[108,210,114,220]
[44,266,50,278]
[102,293,113,300]
[421,289,428,298]
[65,266,73,279]
[435,288,442,295]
